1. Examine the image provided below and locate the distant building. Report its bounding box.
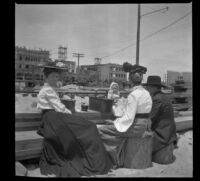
[167,70,192,103]
[166,71,182,85]
[15,46,50,87]
[166,70,192,85]
[80,63,127,86]
[182,72,192,83]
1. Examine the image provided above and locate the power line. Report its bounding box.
[100,11,191,60]
[140,11,191,42]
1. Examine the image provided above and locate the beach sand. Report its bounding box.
[23,131,192,177]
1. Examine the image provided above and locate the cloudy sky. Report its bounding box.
[15,3,192,81]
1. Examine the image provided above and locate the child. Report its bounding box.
[107,82,125,118]
[107,82,120,99]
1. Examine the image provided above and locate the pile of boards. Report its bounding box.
[15,110,192,161]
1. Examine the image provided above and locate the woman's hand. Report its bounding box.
[105,119,114,125]
[65,109,72,114]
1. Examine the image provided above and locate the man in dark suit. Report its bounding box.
[143,75,178,164]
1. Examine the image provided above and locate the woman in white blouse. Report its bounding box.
[97,62,153,169]
[36,63,112,177]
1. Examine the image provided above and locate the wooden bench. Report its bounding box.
[15,111,193,161]
[15,110,113,160]
[15,110,113,132]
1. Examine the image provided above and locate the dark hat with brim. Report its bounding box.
[37,61,68,73]
[142,75,167,88]
[123,62,147,74]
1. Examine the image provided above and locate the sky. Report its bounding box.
[15,3,192,81]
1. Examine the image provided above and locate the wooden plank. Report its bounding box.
[16,148,42,161]
[15,112,42,119]
[15,131,43,141]
[15,116,192,161]
[175,116,192,123]
[176,120,193,132]
[15,122,42,131]
[16,117,41,123]
[178,111,192,117]
[15,131,43,160]
[15,110,112,120]
[16,139,43,151]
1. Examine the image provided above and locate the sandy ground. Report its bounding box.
[21,131,192,177]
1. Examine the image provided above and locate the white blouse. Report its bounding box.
[113,85,152,132]
[37,83,72,114]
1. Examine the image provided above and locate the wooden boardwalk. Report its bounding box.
[15,110,193,161]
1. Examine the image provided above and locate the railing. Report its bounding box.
[15,89,130,97]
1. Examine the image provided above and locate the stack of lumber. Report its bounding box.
[15,110,113,161]
[174,110,192,117]
[175,116,193,132]
[15,110,192,161]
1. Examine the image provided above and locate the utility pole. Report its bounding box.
[73,53,84,73]
[73,53,84,82]
[136,4,141,65]
[135,5,169,65]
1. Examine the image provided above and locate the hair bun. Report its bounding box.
[123,62,133,72]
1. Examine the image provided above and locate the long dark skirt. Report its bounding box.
[97,118,153,168]
[37,110,112,177]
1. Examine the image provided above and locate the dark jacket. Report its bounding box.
[150,91,177,153]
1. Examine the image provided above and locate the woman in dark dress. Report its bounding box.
[36,63,112,177]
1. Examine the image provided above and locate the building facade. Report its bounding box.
[80,63,127,86]
[182,72,192,83]
[15,46,50,87]
[166,71,182,85]
[167,70,192,85]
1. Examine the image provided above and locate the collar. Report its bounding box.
[130,85,143,92]
[43,82,57,91]
[44,82,50,87]
[153,90,162,96]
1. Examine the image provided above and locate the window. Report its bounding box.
[18,64,22,68]
[17,72,22,77]
[16,72,23,80]
[25,65,29,69]
[19,55,22,61]
[35,74,40,80]
[25,73,32,80]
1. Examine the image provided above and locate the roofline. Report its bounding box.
[80,63,123,67]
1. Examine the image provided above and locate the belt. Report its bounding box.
[42,109,54,115]
[135,113,150,118]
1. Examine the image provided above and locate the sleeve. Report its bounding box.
[107,90,113,99]
[114,94,137,130]
[150,98,161,130]
[45,88,72,114]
